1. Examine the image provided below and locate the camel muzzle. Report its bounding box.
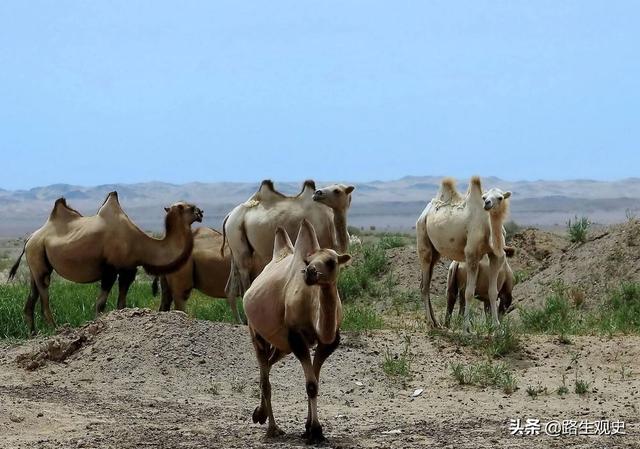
[195,209,204,222]
[483,200,493,211]
[312,191,323,201]
[302,266,319,285]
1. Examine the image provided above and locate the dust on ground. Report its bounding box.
[1,309,638,449]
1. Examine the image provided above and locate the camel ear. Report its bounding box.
[294,219,320,260]
[164,207,170,212]
[345,185,355,194]
[337,254,351,265]
[503,191,512,199]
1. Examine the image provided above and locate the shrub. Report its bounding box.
[567,216,590,243]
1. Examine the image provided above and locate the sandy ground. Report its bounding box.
[1,309,638,449]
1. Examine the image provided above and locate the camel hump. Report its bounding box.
[293,219,320,260]
[97,191,124,217]
[469,176,483,195]
[300,179,316,194]
[437,177,463,203]
[49,197,83,221]
[273,227,294,261]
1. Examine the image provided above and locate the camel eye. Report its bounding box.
[333,189,340,194]
[326,259,336,270]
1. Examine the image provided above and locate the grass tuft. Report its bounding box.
[450,360,517,394]
[567,216,590,243]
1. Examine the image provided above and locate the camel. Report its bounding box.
[243,219,350,443]
[445,252,515,327]
[416,176,511,330]
[222,179,354,300]
[152,226,245,324]
[9,192,202,334]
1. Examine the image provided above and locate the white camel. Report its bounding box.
[416,176,511,330]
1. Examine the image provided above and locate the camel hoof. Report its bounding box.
[306,425,325,445]
[252,406,267,425]
[266,425,285,438]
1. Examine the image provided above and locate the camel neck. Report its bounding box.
[489,210,505,256]
[332,209,349,253]
[138,212,193,275]
[316,285,339,345]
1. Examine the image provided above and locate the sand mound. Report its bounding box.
[515,220,640,308]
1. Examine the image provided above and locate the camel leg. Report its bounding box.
[23,279,39,335]
[420,251,441,328]
[289,330,325,444]
[159,276,173,311]
[301,332,340,438]
[445,284,458,328]
[457,290,466,319]
[251,331,284,438]
[226,294,244,325]
[462,257,479,333]
[34,273,56,329]
[95,267,117,315]
[487,253,504,327]
[116,269,136,310]
[173,290,190,312]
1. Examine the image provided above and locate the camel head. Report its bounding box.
[164,202,204,225]
[312,184,355,211]
[301,249,351,286]
[482,188,511,212]
[293,219,351,286]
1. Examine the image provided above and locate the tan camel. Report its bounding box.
[243,220,350,443]
[222,179,354,300]
[153,226,245,324]
[445,252,515,327]
[416,176,511,330]
[9,192,202,334]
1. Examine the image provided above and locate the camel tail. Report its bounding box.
[151,276,160,297]
[504,246,515,258]
[221,214,229,257]
[8,244,27,281]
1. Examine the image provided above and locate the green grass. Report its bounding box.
[567,216,590,243]
[0,279,242,339]
[526,383,546,398]
[382,336,412,379]
[430,315,521,358]
[450,360,517,394]
[0,280,157,339]
[338,240,389,301]
[342,305,384,332]
[574,378,590,395]
[520,282,640,336]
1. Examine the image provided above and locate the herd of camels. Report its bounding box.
[7,176,514,443]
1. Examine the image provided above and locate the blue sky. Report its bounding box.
[1,1,638,189]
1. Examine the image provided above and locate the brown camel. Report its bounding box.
[445,251,515,327]
[9,192,202,334]
[223,179,354,300]
[416,176,511,331]
[243,220,350,443]
[153,226,246,324]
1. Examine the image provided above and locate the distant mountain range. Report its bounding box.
[1,177,639,237]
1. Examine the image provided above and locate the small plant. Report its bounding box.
[574,378,590,395]
[513,270,530,285]
[382,336,412,379]
[557,375,569,396]
[449,360,517,394]
[567,216,590,243]
[526,383,546,399]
